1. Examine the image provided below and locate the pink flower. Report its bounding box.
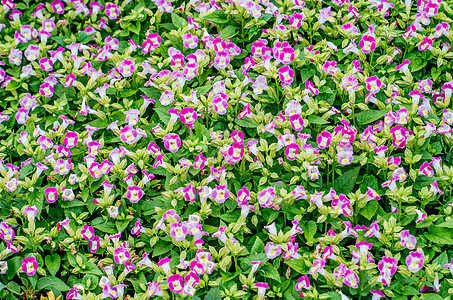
[255,282,269,298]
[212,93,228,115]
[285,143,300,161]
[39,57,53,71]
[81,224,95,241]
[415,209,427,224]
[265,242,281,259]
[51,0,65,13]
[396,59,411,75]
[400,230,417,249]
[322,61,339,75]
[126,186,143,203]
[317,131,332,149]
[365,76,384,93]
[54,158,71,175]
[296,275,310,291]
[170,223,189,241]
[211,185,230,204]
[118,59,135,77]
[289,13,304,29]
[252,75,268,94]
[168,274,184,293]
[182,33,198,49]
[278,65,294,84]
[214,50,230,69]
[418,37,433,51]
[359,35,376,53]
[343,269,359,289]
[183,185,196,202]
[342,75,358,91]
[309,258,326,275]
[419,161,434,177]
[289,114,304,131]
[15,108,29,124]
[45,187,58,203]
[435,22,450,38]
[179,107,197,128]
[406,251,425,273]
[105,3,119,19]
[113,247,130,265]
[163,133,181,153]
[120,125,139,144]
[21,257,38,276]
[258,187,275,208]
[39,82,54,97]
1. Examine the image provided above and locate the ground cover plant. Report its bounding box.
[1,0,453,299]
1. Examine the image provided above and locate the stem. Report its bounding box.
[275,76,280,103]
[358,270,365,300]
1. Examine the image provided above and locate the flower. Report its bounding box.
[406,251,425,273]
[21,256,38,276]
[168,274,184,294]
[265,242,281,259]
[126,186,143,203]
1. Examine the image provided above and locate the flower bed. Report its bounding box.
[0,0,453,299]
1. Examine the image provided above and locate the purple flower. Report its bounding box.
[126,186,143,203]
[265,242,281,259]
[168,274,184,294]
[45,187,58,203]
[406,251,425,273]
[113,247,130,265]
[21,257,38,276]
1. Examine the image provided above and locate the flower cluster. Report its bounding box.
[1,0,453,299]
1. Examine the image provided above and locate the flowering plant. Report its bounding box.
[1,0,453,299]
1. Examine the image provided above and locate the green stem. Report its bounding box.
[358,270,365,300]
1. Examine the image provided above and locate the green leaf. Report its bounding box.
[357,109,388,124]
[120,89,137,98]
[437,219,453,228]
[219,26,238,40]
[153,240,174,257]
[45,254,61,277]
[85,262,103,275]
[360,201,378,220]
[155,107,171,124]
[51,36,69,46]
[304,221,317,241]
[421,294,443,300]
[171,13,188,28]
[82,274,99,290]
[325,292,342,300]
[36,276,70,292]
[251,236,265,255]
[400,285,419,295]
[93,222,117,234]
[261,264,281,283]
[307,115,329,124]
[334,166,361,195]
[116,220,130,232]
[6,282,21,295]
[202,11,229,24]
[284,259,308,274]
[129,22,141,35]
[236,118,259,128]
[432,251,448,266]
[413,176,440,190]
[411,57,427,72]
[205,287,221,300]
[77,32,94,44]
[425,227,453,245]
